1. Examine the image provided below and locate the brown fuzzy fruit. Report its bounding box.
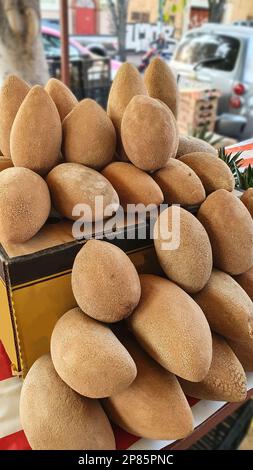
[10,85,62,176]
[241,188,253,218]
[0,167,51,243]
[0,75,30,158]
[154,207,212,293]
[121,95,178,172]
[198,189,253,274]
[45,78,78,121]
[46,163,119,221]
[0,156,13,171]
[103,332,194,439]
[51,307,137,398]
[102,162,164,211]
[127,274,212,381]
[63,98,116,170]
[193,269,253,342]
[153,159,206,206]
[180,334,247,402]
[121,95,179,172]
[144,57,178,117]
[227,336,253,371]
[179,152,235,194]
[72,240,141,322]
[20,355,115,450]
[107,63,147,143]
[176,135,217,158]
[234,266,253,301]
[155,99,179,159]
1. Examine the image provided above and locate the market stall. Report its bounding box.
[0,45,253,451]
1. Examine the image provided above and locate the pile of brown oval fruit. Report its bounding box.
[0,59,253,450]
[0,57,240,242]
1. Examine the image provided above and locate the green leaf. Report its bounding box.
[210,136,224,146]
[218,148,245,187]
[234,164,253,190]
[191,124,223,146]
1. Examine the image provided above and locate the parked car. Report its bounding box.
[70,35,118,58]
[41,27,121,81]
[41,19,60,30]
[171,24,253,140]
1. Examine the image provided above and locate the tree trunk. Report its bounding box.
[0,0,49,86]
[208,0,225,23]
[108,0,128,62]
[117,0,128,62]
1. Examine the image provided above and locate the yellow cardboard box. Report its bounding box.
[0,219,160,377]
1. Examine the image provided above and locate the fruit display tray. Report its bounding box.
[117,374,253,450]
[0,339,252,451]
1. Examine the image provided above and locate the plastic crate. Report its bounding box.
[190,400,253,450]
[47,57,111,108]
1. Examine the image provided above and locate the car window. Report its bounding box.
[42,34,80,57]
[174,32,240,71]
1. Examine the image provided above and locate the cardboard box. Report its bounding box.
[178,88,219,135]
[0,218,160,377]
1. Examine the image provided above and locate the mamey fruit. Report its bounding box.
[241,188,253,218]
[154,207,212,293]
[102,162,164,211]
[46,163,119,221]
[107,63,147,149]
[103,332,194,439]
[72,240,141,322]
[121,95,179,172]
[0,167,51,243]
[10,86,62,175]
[193,269,253,342]
[234,266,253,301]
[198,189,253,274]
[144,57,178,117]
[127,274,212,381]
[227,336,253,371]
[176,135,217,158]
[0,75,30,157]
[51,307,137,398]
[180,334,247,402]
[179,152,235,194]
[20,355,116,450]
[45,78,78,121]
[63,99,116,170]
[153,159,206,206]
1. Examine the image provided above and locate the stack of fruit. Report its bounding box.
[0,58,244,243]
[20,190,253,448]
[0,59,253,450]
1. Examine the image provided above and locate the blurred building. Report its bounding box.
[41,0,59,20]
[224,0,253,23]
[127,0,209,37]
[127,0,159,24]
[40,0,99,34]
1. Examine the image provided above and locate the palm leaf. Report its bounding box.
[218,147,244,179]
[235,164,253,190]
[192,124,223,146]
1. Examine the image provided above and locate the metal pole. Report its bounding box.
[60,0,70,86]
